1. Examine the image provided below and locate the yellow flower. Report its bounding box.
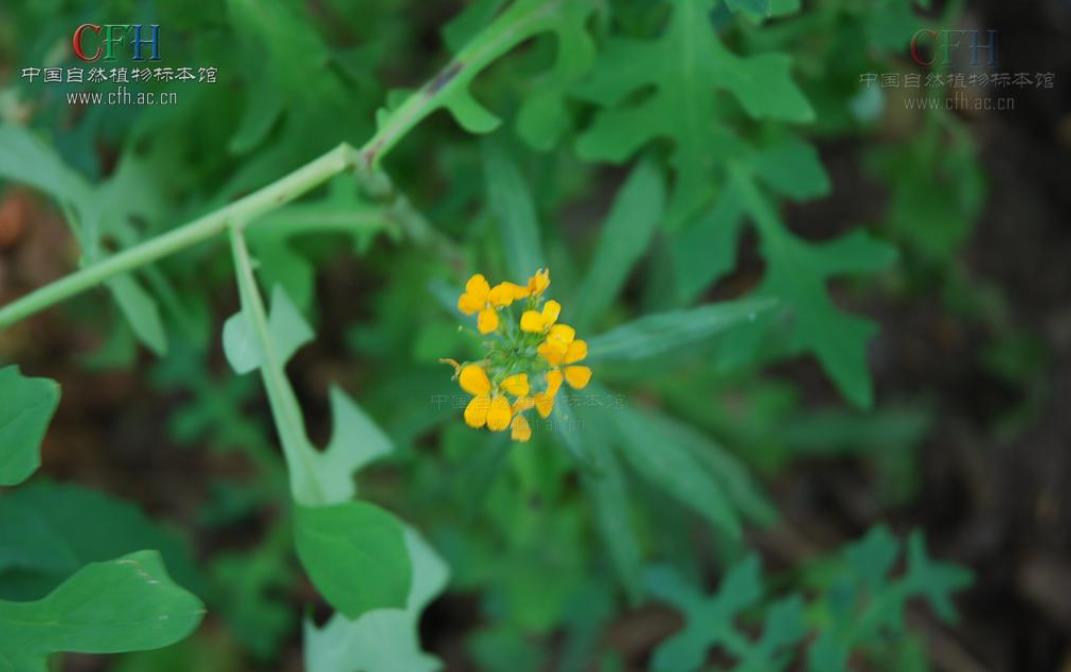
[501,373,529,397]
[525,268,550,297]
[533,369,563,419]
[457,274,520,334]
[520,300,561,334]
[458,364,491,396]
[486,395,512,431]
[537,328,591,391]
[446,268,592,444]
[511,415,532,442]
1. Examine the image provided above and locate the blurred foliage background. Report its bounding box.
[0,0,1069,670]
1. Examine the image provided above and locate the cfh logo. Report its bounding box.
[911,29,998,67]
[72,24,161,62]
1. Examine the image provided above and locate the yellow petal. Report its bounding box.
[546,369,563,397]
[459,364,491,396]
[512,396,536,413]
[511,282,531,300]
[564,365,592,389]
[477,308,499,334]
[538,340,566,366]
[465,274,490,301]
[487,395,512,431]
[564,339,587,364]
[534,391,555,419]
[520,310,544,333]
[464,395,490,428]
[511,415,532,442]
[501,373,529,397]
[488,283,517,308]
[527,268,550,295]
[457,292,482,315]
[547,323,575,346]
[541,300,561,326]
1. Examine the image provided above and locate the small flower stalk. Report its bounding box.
[447,268,591,443]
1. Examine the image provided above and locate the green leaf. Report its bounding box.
[572,158,666,332]
[729,173,897,408]
[108,275,169,357]
[0,366,60,487]
[0,481,203,600]
[482,139,545,280]
[0,125,92,207]
[304,528,450,672]
[725,0,770,14]
[576,0,812,224]
[223,285,314,375]
[808,527,972,672]
[586,297,776,364]
[671,184,746,303]
[514,1,598,149]
[612,408,742,538]
[753,137,831,202]
[580,434,644,603]
[313,386,395,503]
[646,556,805,672]
[0,551,204,672]
[293,502,412,619]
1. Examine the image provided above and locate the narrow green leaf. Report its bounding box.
[0,366,60,487]
[482,140,544,279]
[612,409,741,538]
[0,551,204,671]
[293,502,412,619]
[108,275,169,356]
[586,297,776,363]
[573,159,666,332]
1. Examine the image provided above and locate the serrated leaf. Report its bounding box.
[728,173,897,408]
[0,366,60,487]
[586,297,776,364]
[515,1,598,149]
[572,158,665,332]
[304,528,449,672]
[293,502,412,619]
[0,551,204,671]
[647,556,804,672]
[576,0,812,224]
[223,285,313,375]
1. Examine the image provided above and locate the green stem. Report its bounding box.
[228,224,326,506]
[0,144,358,329]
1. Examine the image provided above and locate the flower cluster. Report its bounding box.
[447,268,591,443]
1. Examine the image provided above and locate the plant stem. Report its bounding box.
[0,143,358,329]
